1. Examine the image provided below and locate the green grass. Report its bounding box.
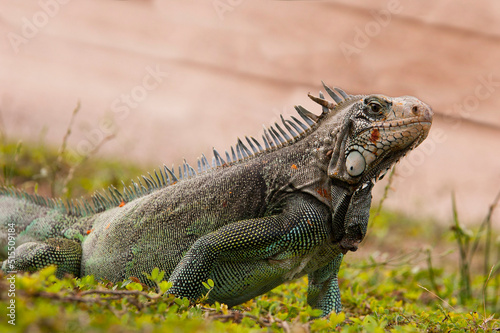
[0,140,143,199]
[1,139,499,332]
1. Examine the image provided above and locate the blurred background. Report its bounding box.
[1,0,499,226]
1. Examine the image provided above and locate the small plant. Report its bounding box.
[450,191,500,314]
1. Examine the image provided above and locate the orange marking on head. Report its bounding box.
[291,164,298,170]
[119,201,125,207]
[316,187,332,201]
[370,128,380,144]
[105,223,111,229]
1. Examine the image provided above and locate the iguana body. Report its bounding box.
[0,83,432,316]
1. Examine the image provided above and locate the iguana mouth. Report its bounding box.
[356,119,432,143]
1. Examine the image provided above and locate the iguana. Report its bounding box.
[0,83,432,316]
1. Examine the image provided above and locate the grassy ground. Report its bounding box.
[0,138,499,332]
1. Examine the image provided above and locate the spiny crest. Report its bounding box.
[0,83,350,216]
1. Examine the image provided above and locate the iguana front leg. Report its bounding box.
[340,181,373,252]
[330,181,373,252]
[307,253,343,315]
[306,182,373,316]
[168,196,331,301]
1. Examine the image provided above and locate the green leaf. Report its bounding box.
[151,267,159,281]
[306,307,323,318]
[125,282,143,291]
[157,302,167,313]
[38,265,57,280]
[158,281,172,295]
[329,312,346,327]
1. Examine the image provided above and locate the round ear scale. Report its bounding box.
[345,151,366,177]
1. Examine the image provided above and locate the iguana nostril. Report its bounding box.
[412,105,419,115]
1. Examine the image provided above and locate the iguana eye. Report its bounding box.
[368,101,382,115]
[345,151,366,177]
[363,97,386,118]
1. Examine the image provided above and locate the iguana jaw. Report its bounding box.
[354,118,432,184]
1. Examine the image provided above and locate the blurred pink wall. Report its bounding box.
[1,0,499,224]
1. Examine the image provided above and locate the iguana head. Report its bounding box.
[311,87,433,187]
[307,85,432,252]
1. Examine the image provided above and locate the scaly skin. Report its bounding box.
[0,84,432,316]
